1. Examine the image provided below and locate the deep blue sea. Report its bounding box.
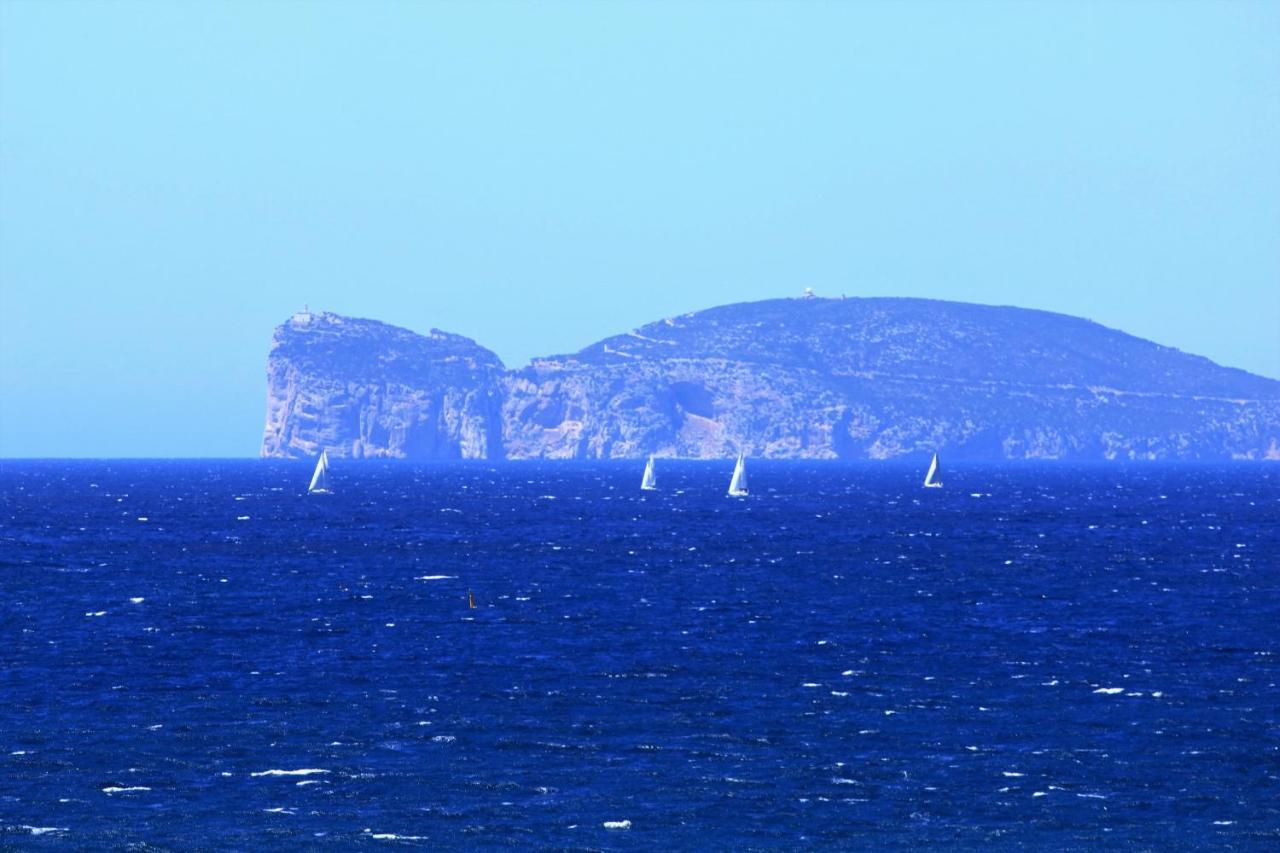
[1,460,1277,849]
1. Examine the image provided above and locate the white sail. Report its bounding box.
[641,455,657,491]
[923,451,942,488]
[728,452,748,496]
[308,449,331,494]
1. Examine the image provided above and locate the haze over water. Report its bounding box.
[2,460,1276,847]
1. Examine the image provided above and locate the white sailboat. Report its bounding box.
[923,451,942,488]
[727,451,749,497]
[308,449,332,494]
[640,455,657,491]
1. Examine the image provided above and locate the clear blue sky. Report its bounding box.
[1,0,1277,457]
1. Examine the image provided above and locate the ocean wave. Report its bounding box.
[20,826,68,835]
[364,829,428,840]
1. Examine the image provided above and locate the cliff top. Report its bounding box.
[556,296,1280,399]
[273,297,1280,400]
[270,311,505,384]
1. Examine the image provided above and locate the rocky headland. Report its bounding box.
[261,298,1280,461]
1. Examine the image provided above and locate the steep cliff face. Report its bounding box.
[504,298,1280,460]
[261,311,504,459]
[262,299,1280,461]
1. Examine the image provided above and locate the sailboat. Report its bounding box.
[727,451,749,497]
[640,455,657,491]
[923,451,942,489]
[308,449,332,494]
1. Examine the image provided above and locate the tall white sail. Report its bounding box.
[641,455,657,491]
[728,452,748,496]
[923,452,942,488]
[308,449,331,494]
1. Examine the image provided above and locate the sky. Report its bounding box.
[1,0,1277,457]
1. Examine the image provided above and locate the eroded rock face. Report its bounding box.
[262,299,1280,461]
[261,311,504,459]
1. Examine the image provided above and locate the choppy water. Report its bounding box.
[1,460,1277,849]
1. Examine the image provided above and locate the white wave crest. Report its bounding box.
[364,830,427,840]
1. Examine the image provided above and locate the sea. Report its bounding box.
[1,459,1277,849]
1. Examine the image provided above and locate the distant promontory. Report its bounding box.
[261,297,1280,461]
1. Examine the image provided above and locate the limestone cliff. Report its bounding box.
[261,311,504,459]
[261,299,1280,461]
